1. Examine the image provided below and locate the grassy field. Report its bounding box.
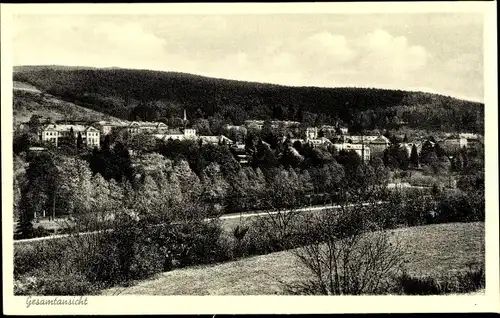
[13,81,41,91]
[13,85,121,123]
[102,222,484,295]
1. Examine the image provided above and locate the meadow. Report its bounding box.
[102,222,484,295]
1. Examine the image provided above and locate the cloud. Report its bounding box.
[13,16,167,68]
[356,29,429,76]
[11,15,482,101]
[304,32,356,63]
[445,53,483,75]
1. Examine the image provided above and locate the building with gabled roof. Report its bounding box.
[198,135,234,146]
[126,121,168,135]
[39,124,100,148]
[332,142,370,162]
[153,128,197,142]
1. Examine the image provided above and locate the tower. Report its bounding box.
[183,109,187,129]
[361,134,365,163]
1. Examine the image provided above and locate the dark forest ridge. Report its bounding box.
[12,64,482,100]
[13,65,484,134]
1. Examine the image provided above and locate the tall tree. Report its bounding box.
[419,140,437,166]
[68,127,76,147]
[15,152,58,238]
[410,144,419,168]
[76,132,83,149]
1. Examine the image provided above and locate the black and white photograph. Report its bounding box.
[2,2,498,315]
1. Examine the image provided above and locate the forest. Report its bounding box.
[13,66,484,133]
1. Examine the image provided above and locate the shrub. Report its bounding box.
[15,271,100,296]
[167,220,231,267]
[14,241,67,277]
[435,190,485,223]
[396,266,485,294]
[286,205,406,295]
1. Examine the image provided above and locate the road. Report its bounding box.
[13,86,41,93]
[13,201,384,245]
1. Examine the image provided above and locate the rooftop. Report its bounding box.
[42,124,99,132]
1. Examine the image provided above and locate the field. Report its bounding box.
[13,83,121,123]
[13,81,41,92]
[102,222,484,295]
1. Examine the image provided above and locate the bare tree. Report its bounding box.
[255,168,304,250]
[284,203,406,295]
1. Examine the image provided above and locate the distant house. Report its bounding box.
[126,121,168,135]
[231,143,250,165]
[94,120,129,135]
[244,119,300,130]
[443,135,468,152]
[153,128,197,141]
[369,135,391,156]
[198,135,234,146]
[344,135,389,156]
[333,143,371,162]
[225,124,247,132]
[39,124,100,148]
[28,146,46,152]
[459,132,480,140]
[277,120,300,127]
[306,127,319,140]
[345,135,380,144]
[307,137,333,147]
[244,120,265,130]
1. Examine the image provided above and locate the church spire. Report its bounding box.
[183,109,187,130]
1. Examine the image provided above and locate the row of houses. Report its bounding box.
[38,122,237,149]
[243,120,301,130]
[36,116,482,161]
[441,133,482,152]
[153,128,234,146]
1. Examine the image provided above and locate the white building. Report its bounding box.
[153,128,197,141]
[306,127,319,139]
[39,124,100,148]
[443,136,468,152]
[94,120,129,135]
[198,135,234,145]
[459,133,480,140]
[126,121,169,135]
[345,135,380,143]
[332,143,371,162]
[307,137,333,147]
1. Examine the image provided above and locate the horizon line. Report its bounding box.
[13,64,484,104]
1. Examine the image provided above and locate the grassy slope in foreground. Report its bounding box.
[103,222,484,295]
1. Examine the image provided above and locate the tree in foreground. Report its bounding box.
[284,203,406,295]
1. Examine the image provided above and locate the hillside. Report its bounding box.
[13,66,484,133]
[13,85,121,124]
[102,222,484,295]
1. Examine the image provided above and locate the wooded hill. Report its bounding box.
[13,66,484,133]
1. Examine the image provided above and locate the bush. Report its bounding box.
[14,208,231,294]
[15,271,100,296]
[285,205,406,295]
[435,190,485,223]
[166,220,232,268]
[396,266,485,294]
[14,241,67,277]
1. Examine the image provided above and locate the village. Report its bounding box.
[20,109,482,168]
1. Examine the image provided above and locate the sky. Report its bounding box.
[12,13,484,102]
